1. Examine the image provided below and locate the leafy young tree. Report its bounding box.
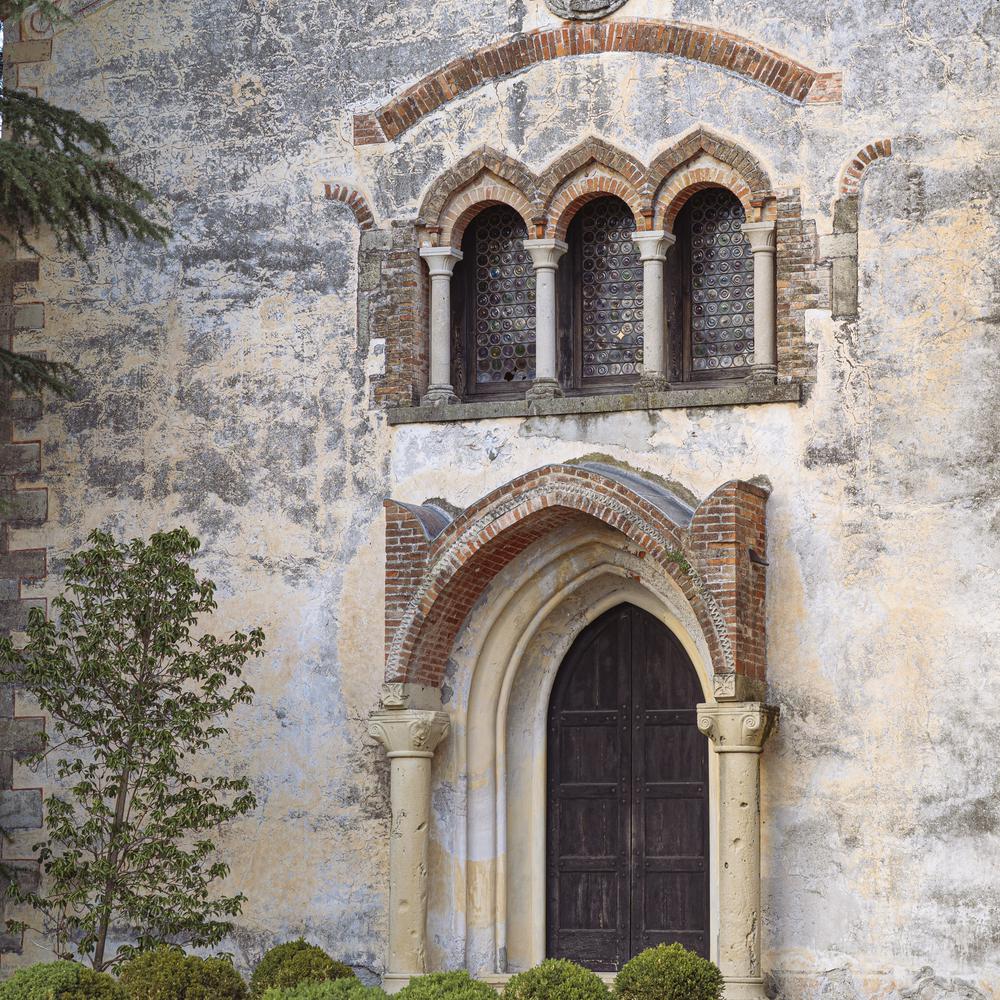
[0,0,170,395]
[0,528,265,971]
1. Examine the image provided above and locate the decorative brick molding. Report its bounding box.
[536,136,647,205]
[437,176,535,247]
[546,169,646,239]
[324,183,377,231]
[352,20,844,144]
[383,464,769,692]
[657,162,752,229]
[417,130,776,249]
[418,148,539,226]
[836,139,893,197]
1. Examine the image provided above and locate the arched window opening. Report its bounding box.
[673,188,755,380]
[452,205,536,400]
[558,197,644,393]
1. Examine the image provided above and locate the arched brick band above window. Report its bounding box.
[383,463,770,696]
[353,20,844,145]
[836,139,893,196]
[416,130,776,246]
[324,183,377,230]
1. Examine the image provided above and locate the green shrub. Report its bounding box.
[502,959,608,1000]
[0,961,125,1000]
[250,942,354,999]
[613,944,723,1000]
[261,981,387,1000]
[119,947,248,1000]
[395,972,495,1000]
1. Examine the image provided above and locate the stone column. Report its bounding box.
[419,246,463,405]
[632,230,676,391]
[369,704,450,993]
[740,222,777,382]
[696,702,778,1000]
[522,238,568,400]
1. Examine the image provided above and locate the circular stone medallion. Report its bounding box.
[545,0,629,20]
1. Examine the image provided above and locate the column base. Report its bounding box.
[420,385,459,406]
[722,977,767,1000]
[746,366,777,385]
[526,378,563,400]
[638,372,671,393]
[381,974,417,995]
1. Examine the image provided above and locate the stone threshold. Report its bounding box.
[387,380,803,425]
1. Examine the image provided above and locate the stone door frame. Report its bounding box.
[370,464,777,999]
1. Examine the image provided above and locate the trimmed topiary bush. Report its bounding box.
[613,944,723,1000]
[0,962,125,1000]
[396,972,495,1000]
[261,981,387,1000]
[250,942,354,999]
[119,946,248,1000]
[502,959,608,1000]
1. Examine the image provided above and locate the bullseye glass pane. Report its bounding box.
[688,189,754,375]
[473,206,535,386]
[580,198,643,383]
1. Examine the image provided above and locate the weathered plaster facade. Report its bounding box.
[2,0,999,996]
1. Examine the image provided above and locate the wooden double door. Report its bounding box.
[546,604,710,971]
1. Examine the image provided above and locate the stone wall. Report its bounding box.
[2,0,999,996]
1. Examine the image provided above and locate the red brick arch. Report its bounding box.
[353,20,843,144]
[383,464,770,690]
[418,147,541,227]
[837,139,893,196]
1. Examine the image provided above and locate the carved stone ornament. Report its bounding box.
[545,0,629,20]
[696,702,778,752]
[368,709,450,758]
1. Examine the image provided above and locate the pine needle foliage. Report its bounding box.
[0,528,265,972]
[0,0,170,258]
[0,0,170,396]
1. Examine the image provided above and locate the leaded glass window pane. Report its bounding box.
[579,198,643,382]
[688,189,754,375]
[472,206,536,387]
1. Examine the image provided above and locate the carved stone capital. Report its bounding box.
[369,709,450,759]
[696,702,778,753]
[632,230,676,262]
[740,221,776,254]
[522,238,568,271]
[418,245,463,277]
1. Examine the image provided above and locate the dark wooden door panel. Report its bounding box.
[548,604,709,971]
[630,607,710,960]
[548,606,630,971]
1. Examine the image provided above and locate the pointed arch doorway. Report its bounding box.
[546,603,709,972]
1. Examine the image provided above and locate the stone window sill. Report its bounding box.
[387,379,802,425]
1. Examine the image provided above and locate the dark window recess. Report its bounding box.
[557,197,643,394]
[678,188,755,380]
[453,206,536,400]
[546,604,709,972]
